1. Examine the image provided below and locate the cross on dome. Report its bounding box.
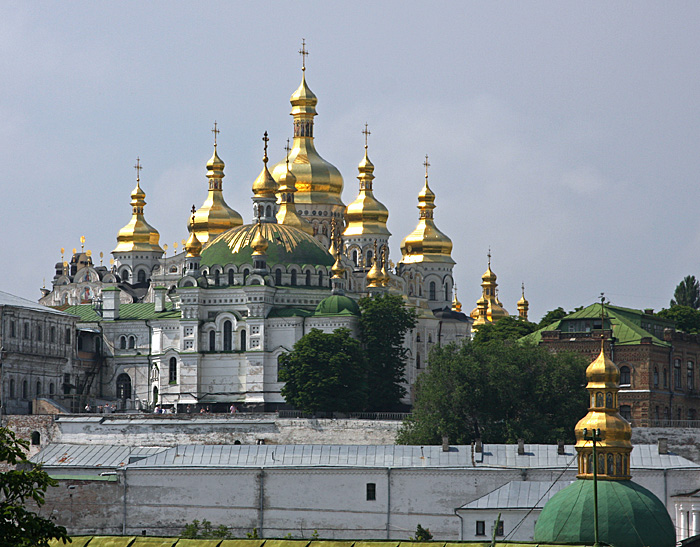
[211,121,220,147]
[423,154,430,179]
[362,123,371,149]
[299,38,308,71]
[134,157,142,182]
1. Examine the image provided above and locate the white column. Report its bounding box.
[679,506,687,540]
[692,505,699,537]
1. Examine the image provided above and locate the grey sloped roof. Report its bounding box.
[125,444,700,470]
[460,480,572,510]
[30,444,167,468]
[0,290,74,316]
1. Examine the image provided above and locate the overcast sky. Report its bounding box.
[2,1,699,321]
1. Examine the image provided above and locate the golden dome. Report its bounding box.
[400,161,454,265]
[276,154,314,235]
[344,146,391,238]
[517,283,529,320]
[331,252,345,278]
[252,132,278,198]
[185,215,203,258]
[270,69,345,208]
[192,143,243,246]
[251,223,268,256]
[452,286,462,313]
[366,241,383,288]
[113,172,163,254]
[470,253,509,325]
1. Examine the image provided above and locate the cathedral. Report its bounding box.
[38,48,482,411]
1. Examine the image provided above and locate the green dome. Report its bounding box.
[201,223,334,269]
[534,479,675,547]
[314,295,361,316]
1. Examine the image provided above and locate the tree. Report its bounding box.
[359,293,417,411]
[538,307,569,328]
[658,305,700,334]
[671,275,700,309]
[472,316,538,345]
[397,341,588,445]
[0,428,68,546]
[280,328,368,413]
[181,519,232,539]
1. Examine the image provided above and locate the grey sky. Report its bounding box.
[2,1,699,321]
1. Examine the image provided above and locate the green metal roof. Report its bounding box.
[534,479,675,547]
[61,302,181,322]
[522,302,672,347]
[267,307,314,318]
[314,295,360,317]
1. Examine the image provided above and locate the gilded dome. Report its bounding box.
[470,255,509,325]
[270,71,344,208]
[344,148,390,238]
[400,174,454,264]
[113,180,163,254]
[250,224,268,256]
[185,215,203,258]
[201,222,333,269]
[192,146,243,245]
[276,162,314,235]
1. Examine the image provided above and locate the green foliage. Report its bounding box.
[658,305,700,334]
[180,519,232,539]
[246,527,259,539]
[671,275,700,309]
[0,428,68,546]
[472,316,538,345]
[397,341,588,445]
[538,307,569,328]
[359,293,417,411]
[280,328,368,413]
[410,524,433,541]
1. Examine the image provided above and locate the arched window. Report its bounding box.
[243,268,250,280]
[22,381,28,399]
[306,271,311,286]
[429,282,436,301]
[607,454,614,476]
[619,366,631,386]
[416,333,421,343]
[152,386,159,406]
[663,367,668,388]
[128,336,135,349]
[653,367,659,387]
[9,379,14,398]
[49,383,54,395]
[50,326,56,343]
[616,454,622,476]
[352,250,358,266]
[240,329,247,351]
[620,405,632,422]
[209,330,216,352]
[675,359,682,389]
[214,271,220,286]
[416,354,421,369]
[137,270,146,283]
[275,269,282,285]
[169,357,177,384]
[36,381,41,396]
[366,250,372,266]
[689,361,695,391]
[428,333,432,343]
[122,270,130,281]
[31,432,40,446]
[223,321,233,351]
[598,454,605,474]
[117,373,132,400]
[596,392,604,407]
[266,205,272,217]
[605,392,613,408]
[228,270,234,285]
[291,270,297,286]
[445,285,449,302]
[318,271,323,286]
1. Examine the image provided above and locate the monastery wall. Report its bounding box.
[631,427,700,463]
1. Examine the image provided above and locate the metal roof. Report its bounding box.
[122,443,699,470]
[30,444,167,468]
[0,289,74,316]
[460,480,571,510]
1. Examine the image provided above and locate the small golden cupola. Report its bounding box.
[399,156,454,265]
[191,123,243,245]
[470,251,509,326]
[575,304,632,480]
[344,127,391,240]
[270,41,345,226]
[517,283,529,320]
[276,140,314,235]
[185,206,203,258]
[113,158,164,254]
[252,131,279,223]
[366,240,383,289]
[452,285,463,313]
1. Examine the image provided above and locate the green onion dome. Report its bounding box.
[314,295,360,316]
[534,479,675,547]
[201,223,334,268]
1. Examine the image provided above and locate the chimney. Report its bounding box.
[102,287,120,320]
[475,438,483,453]
[154,286,167,313]
[517,439,525,455]
[557,440,565,455]
[658,438,668,455]
[442,436,450,452]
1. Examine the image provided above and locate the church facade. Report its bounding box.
[39,56,470,412]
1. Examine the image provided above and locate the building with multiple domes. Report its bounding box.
[38,53,471,411]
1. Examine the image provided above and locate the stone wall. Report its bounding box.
[632,427,700,463]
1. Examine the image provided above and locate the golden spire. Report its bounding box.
[366,240,383,288]
[399,156,454,265]
[379,245,390,286]
[252,131,278,199]
[452,284,462,313]
[191,123,243,245]
[517,283,529,320]
[328,218,338,257]
[343,124,391,239]
[574,295,632,481]
[470,251,509,325]
[269,40,345,212]
[185,205,203,258]
[251,217,269,257]
[276,139,313,234]
[113,158,164,254]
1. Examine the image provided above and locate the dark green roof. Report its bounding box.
[267,307,314,318]
[534,479,675,547]
[314,295,360,317]
[522,303,673,347]
[202,223,334,269]
[62,302,180,322]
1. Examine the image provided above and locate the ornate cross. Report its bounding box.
[423,154,430,179]
[362,123,371,148]
[211,121,220,147]
[285,138,291,168]
[299,39,308,71]
[134,157,142,182]
[262,131,269,163]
